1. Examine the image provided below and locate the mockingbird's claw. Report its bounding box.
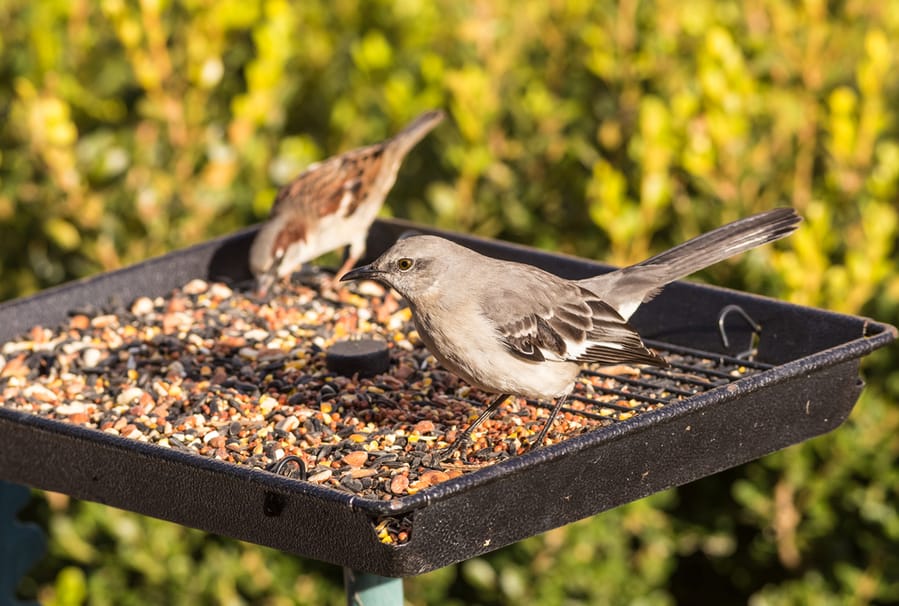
[522,437,546,453]
[434,436,470,463]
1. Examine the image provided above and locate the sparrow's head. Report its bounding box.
[340,235,469,302]
[249,214,307,295]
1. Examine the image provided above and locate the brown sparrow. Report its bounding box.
[249,109,445,294]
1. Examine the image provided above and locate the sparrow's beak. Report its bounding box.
[256,274,275,297]
[256,265,278,296]
[340,263,382,283]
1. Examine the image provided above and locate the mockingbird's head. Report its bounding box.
[340,235,468,300]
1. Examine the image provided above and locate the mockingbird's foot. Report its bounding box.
[433,435,471,463]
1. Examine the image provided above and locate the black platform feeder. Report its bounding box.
[0,218,894,585]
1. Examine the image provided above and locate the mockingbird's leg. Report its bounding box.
[530,394,569,449]
[436,393,511,461]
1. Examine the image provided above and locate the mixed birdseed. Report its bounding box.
[0,276,760,543]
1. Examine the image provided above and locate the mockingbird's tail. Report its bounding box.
[580,207,801,320]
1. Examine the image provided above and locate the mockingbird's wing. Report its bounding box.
[479,271,667,368]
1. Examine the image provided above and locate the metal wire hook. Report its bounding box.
[717,304,762,360]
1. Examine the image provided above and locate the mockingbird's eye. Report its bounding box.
[396,258,414,271]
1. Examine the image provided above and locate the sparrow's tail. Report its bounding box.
[389,109,445,156]
[580,207,801,320]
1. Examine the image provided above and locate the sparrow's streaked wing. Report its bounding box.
[269,144,388,223]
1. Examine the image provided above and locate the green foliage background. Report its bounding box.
[3,0,898,603]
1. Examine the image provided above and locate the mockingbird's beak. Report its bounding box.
[340,263,381,283]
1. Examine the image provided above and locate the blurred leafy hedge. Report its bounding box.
[3,0,898,604]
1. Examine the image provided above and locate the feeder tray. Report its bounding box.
[0,219,894,577]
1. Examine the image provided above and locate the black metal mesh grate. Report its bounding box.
[531,341,770,428]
